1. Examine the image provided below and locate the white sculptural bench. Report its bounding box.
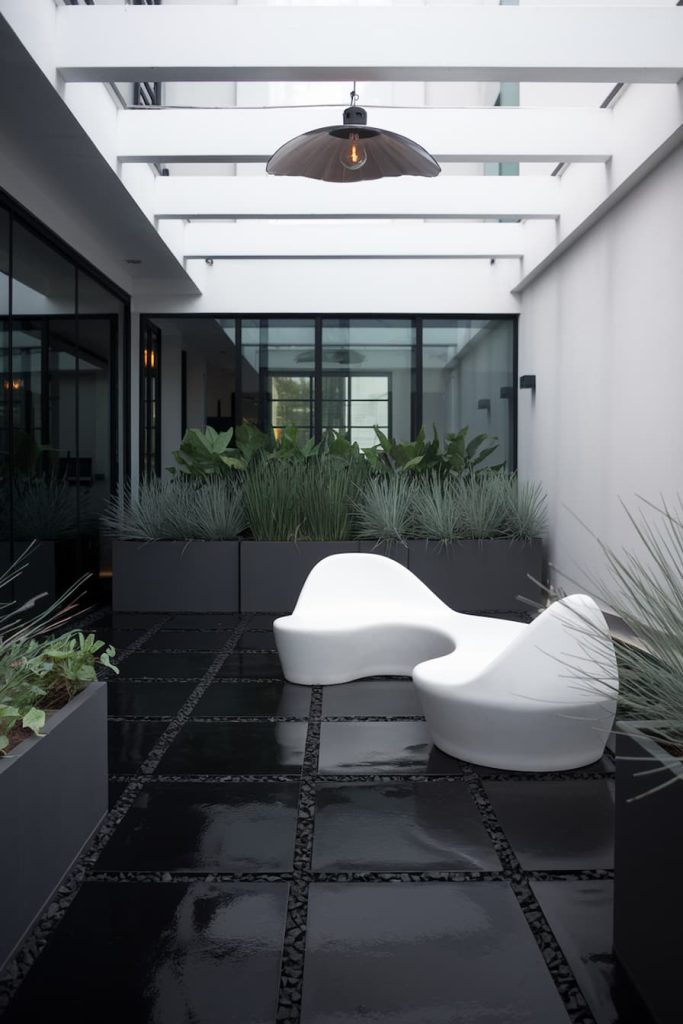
[273,552,618,772]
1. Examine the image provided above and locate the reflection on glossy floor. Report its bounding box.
[0,611,639,1024]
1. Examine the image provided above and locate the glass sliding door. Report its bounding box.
[0,193,127,603]
[0,210,10,547]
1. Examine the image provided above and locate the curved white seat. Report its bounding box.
[274,552,618,771]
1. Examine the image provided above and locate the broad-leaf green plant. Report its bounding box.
[171,426,246,478]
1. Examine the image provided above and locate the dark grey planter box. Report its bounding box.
[240,541,360,613]
[613,721,683,1024]
[358,540,409,567]
[113,540,239,612]
[406,538,545,612]
[0,680,107,971]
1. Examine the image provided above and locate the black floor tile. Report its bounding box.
[313,781,500,871]
[249,613,281,628]
[475,754,615,778]
[318,721,462,775]
[108,679,197,717]
[142,630,227,651]
[219,652,284,679]
[235,630,276,650]
[97,782,300,872]
[322,678,423,718]
[301,882,570,1024]
[108,720,167,775]
[95,613,167,630]
[157,721,307,775]
[92,627,146,650]
[1,881,288,1024]
[485,780,614,870]
[118,652,214,679]
[165,613,241,629]
[193,679,311,718]
[532,881,618,1024]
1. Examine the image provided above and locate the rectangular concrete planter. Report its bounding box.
[406,538,545,612]
[240,541,360,613]
[613,722,682,1024]
[0,680,107,971]
[113,540,239,612]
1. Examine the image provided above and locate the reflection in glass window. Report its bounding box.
[242,318,316,437]
[423,319,514,468]
[322,319,413,443]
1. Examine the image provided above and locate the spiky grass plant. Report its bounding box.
[243,460,305,541]
[503,478,548,541]
[353,474,415,544]
[409,471,547,542]
[409,474,463,542]
[0,477,83,540]
[102,477,244,541]
[300,457,366,541]
[569,497,683,792]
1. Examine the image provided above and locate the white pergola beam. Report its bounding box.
[118,107,611,164]
[56,6,683,84]
[177,222,524,260]
[152,176,561,222]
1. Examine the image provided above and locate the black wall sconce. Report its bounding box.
[519,375,536,392]
[499,386,514,400]
[477,398,491,412]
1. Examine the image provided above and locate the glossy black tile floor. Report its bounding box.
[0,611,638,1024]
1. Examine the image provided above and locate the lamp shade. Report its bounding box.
[266,102,441,183]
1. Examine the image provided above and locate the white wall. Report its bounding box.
[518,141,683,592]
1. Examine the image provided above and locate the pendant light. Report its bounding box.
[266,89,441,183]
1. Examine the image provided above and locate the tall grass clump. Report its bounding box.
[353,474,415,544]
[102,477,244,541]
[410,474,463,542]
[503,478,548,540]
[301,457,367,541]
[243,460,305,541]
[572,497,683,778]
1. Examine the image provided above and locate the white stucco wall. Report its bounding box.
[517,141,683,592]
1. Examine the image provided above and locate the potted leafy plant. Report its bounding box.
[0,548,116,970]
[574,498,683,1024]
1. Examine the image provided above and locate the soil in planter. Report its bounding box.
[3,709,57,756]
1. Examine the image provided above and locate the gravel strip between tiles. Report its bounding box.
[276,687,322,1023]
[0,613,244,1008]
[464,767,599,1024]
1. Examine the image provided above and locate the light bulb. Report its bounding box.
[339,133,367,171]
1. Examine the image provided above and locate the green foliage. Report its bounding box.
[354,475,415,544]
[408,472,547,543]
[243,456,368,542]
[570,497,683,791]
[121,423,544,543]
[243,460,305,541]
[362,425,502,476]
[0,546,115,754]
[102,477,245,541]
[171,426,247,478]
[1,477,83,540]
